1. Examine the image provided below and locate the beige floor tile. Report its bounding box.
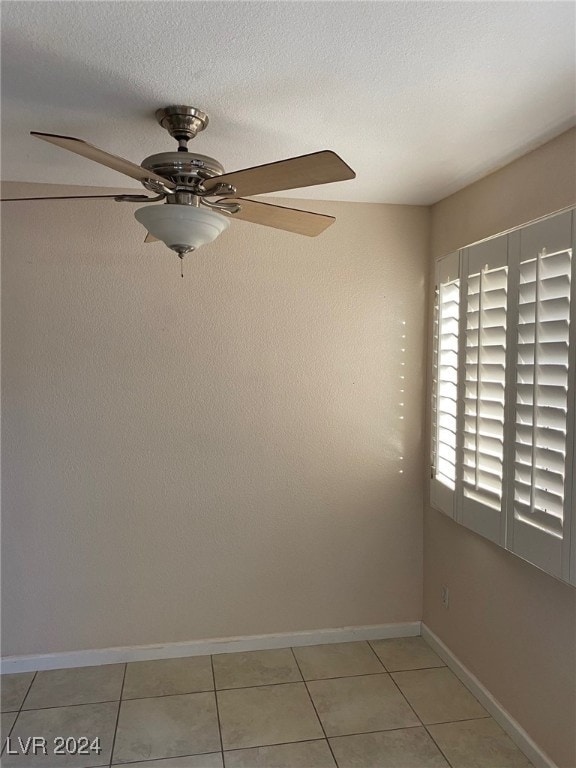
[330,727,450,767]
[122,656,213,699]
[2,701,117,767]
[23,665,124,709]
[391,668,488,724]
[370,637,445,672]
[1,673,35,712]
[113,692,220,763]
[217,682,323,751]
[307,673,420,737]
[427,717,533,767]
[293,642,384,680]
[213,649,301,690]
[113,754,223,767]
[224,740,336,767]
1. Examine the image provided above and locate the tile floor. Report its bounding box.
[0,637,533,768]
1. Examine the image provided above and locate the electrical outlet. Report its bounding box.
[441,585,449,609]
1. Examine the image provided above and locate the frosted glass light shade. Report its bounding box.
[134,204,229,252]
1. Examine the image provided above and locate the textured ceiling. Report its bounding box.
[1,1,575,204]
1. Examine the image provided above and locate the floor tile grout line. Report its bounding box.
[106,721,500,765]
[7,668,443,712]
[326,724,427,740]
[386,668,426,729]
[219,719,502,755]
[387,670,492,768]
[423,714,492,726]
[4,701,501,766]
[387,663,493,728]
[289,647,340,768]
[423,721,536,768]
[366,635,447,674]
[365,640,390,673]
[116,670,400,704]
[219,725,428,755]
[387,664,448,675]
[110,748,223,766]
[1,671,37,757]
[366,638,447,674]
[216,670,391,689]
[6,654,450,711]
[293,641,427,737]
[18,697,123,712]
[221,735,346,754]
[108,662,127,768]
[16,671,38,713]
[422,723,456,768]
[210,654,225,762]
[390,672,489,737]
[6,671,401,715]
[379,664,447,673]
[121,685,215,701]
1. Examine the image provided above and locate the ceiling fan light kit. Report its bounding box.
[3,105,356,269]
[134,204,230,255]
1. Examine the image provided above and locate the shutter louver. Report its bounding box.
[463,265,508,512]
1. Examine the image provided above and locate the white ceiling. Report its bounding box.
[2,1,575,205]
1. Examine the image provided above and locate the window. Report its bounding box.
[431,209,576,584]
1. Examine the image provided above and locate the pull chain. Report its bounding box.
[179,255,184,278]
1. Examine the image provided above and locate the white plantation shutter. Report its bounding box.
[431,252,460,517]
[506,212,575,580]
[459,237,509,544]
[431,209,576,584]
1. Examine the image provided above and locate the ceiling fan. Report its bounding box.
[2,105,356,269]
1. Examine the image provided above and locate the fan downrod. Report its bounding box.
[156,106,209,151]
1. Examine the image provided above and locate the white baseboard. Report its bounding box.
[421,624,557,768]
[1,621,421,674]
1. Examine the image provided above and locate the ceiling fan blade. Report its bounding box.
[1,194,152,202]
[225,198,335,236]
[144,232,158,243]
[31,132,176,190]
[203,151,355,197]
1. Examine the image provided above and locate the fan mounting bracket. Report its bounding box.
[156,106,209,148]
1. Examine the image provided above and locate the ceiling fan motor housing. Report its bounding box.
[140,152,225,190]
[142,106,224,192]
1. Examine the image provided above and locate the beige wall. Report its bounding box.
[4,130,574,765]
[425,128,576,768]
[1,185,429,657]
